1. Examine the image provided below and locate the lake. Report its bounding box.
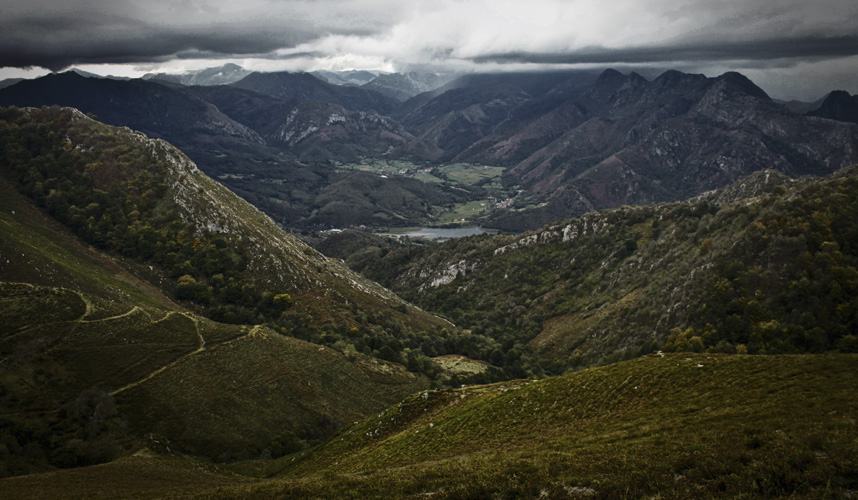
[387,227,500,241]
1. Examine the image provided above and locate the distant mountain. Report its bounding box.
[312,69,380,86]
[231,71,399,114]
[393,70,603,159]
[362,71,459,101]
[0,77,23,90]
[65,68,132,80]
[142,63,251,86]
[189,85,441,163]
[397,69,858,230]
[0,72,265,154]
[809,90,858,124]
[776,94,828,114]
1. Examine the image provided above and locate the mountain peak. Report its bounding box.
[809,90,858,124]
[595,68,626,86]
[628,72,649,85]
[650,69,707,91]
[714,71,770,100]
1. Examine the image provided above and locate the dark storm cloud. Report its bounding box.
[1,0,857,100]
[470,35,858,66]
[0,0,395,71]
[0,16,318,71]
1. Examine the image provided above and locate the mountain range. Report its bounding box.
[142,63,251,87]
[1,67,855,231]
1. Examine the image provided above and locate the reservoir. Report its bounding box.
[385,227,500,241]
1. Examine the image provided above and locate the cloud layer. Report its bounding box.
[1,0,857,99]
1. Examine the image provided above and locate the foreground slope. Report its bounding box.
[262,354,858,499]
[0,108,436,475]
[5,354,854,498]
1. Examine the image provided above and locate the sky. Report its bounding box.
[1,0,857,101]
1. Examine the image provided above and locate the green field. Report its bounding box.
[334,160,508,226]
[437,200,494,223]
[436,163,505,187]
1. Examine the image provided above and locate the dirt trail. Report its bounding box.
[108,319,259,396]
[78,305,141,324]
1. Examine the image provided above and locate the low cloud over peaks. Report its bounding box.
[1,0,857,99]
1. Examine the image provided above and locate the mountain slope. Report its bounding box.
[0,166,427,476]
[231,71,398,114]
[264,353,858,499]
[809,90,858,124]
[395,69,858,231]
[343,166,858,372]
[190,85,441,162]
[491,71,858,229]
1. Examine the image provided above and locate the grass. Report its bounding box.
[431,355,490,376]
[436,163,504,187]
[337,161,508,225]
[116,327,428,461]
[0,168,431,477]
[437,200,493,224]
[6,353,851,499]
[217,354,858,499]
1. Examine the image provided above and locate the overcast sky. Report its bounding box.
[1,0,857,100]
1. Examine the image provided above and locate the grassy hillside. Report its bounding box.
[5,353,854,498]
[266,353,858,499]
[0,109,435,476]
[346,167,858,375]
[0,106,457,374]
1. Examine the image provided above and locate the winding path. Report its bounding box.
[109,321,260,396]
[2,281,263,398]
